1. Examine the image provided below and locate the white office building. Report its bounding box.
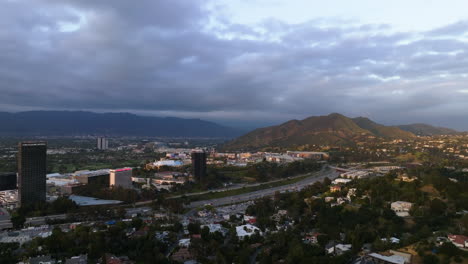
[110,168,132,188]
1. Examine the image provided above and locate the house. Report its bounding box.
[436,236,450,246]
[396,174,415,182]
[381,237,400,244]
[447,234,468,248]
[271,210,288,222]
[326,243,352,255]
[65,255,87,264]
[302,232,322,244]
[244,215,256,222]
[105,254,134,264]
[330,185,342,192]
[201,223,226,235]
[332,178,352,185]
[155,231,170,242]
[171,248,194,263]
[23,255,56,264]
[390,201,413,217]
[236,224,262,240]
[179,238,191,247]
[365,250,412,264]
[191,234,201,239]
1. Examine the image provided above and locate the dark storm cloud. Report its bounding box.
[1,0,468,129]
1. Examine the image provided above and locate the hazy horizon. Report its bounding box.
[0,110,464,132]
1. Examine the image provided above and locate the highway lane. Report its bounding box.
[170,169,326,199]
[25,214,67,226]
[133,168,330,207]
[188,168,339,208]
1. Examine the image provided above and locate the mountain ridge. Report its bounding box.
[0,111,242,138]
[397,123,458,136]
[224,113,457,150]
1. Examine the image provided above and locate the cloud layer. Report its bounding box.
[1,0,468,129]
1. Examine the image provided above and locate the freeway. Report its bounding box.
[25,214,67,226]
[133,167,332,207]
[0,213,67,230]
[0,220,12,229]
[187,168,339,209]
[170,169,327,199]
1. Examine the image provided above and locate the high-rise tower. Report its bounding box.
[18,141,47,206]
[191,150,207,182]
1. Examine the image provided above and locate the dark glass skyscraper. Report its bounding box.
[18,141,47,206]
[191,151,207,182]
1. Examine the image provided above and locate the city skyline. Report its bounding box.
[1,1,468,129]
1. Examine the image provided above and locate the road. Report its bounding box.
[170,169,326,199]
[133,167,332,207]
[25,214,67,226]
[188,168,339,209]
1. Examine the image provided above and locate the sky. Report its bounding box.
[1,0,468,130]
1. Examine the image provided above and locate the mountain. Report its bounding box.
[224,113,415,150]
[398,123,458,136]
[0,111,241,138]
[352,117,415,139]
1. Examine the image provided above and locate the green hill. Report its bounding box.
[352,117,414,139]
[224,113,416,151]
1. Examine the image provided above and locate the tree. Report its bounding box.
[317,234,330,248]
[0,242,20,263]
[460,214,468,231]
[286,240,304,263]
[10,212,25,229]
[429,199,447,216]
[438,242,460,258]
[423,254,439,264]
[131,218,143,229]
[188,222,201,235]
[201,226,210,241]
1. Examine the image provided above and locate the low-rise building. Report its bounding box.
[326,243,352,255]
[286,151,329,160]
[330,185,342,192]
[179,238,191,247]
[65,254,87,264]
[332,178,352,184]
[236,224,262,240]
[447,234,468,248]
[390,201,413,217]
[73,170,110,187]
[201,224,226,235]
[302,232,322,245]
[340,170,372,179]
[365,250,412,264]
[171,248,194,263]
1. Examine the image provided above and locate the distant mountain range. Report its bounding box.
[224,113,458,150]
[0,111,242,138]
[397,123,458,136]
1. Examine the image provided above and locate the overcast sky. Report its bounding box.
[1,0,468,130]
